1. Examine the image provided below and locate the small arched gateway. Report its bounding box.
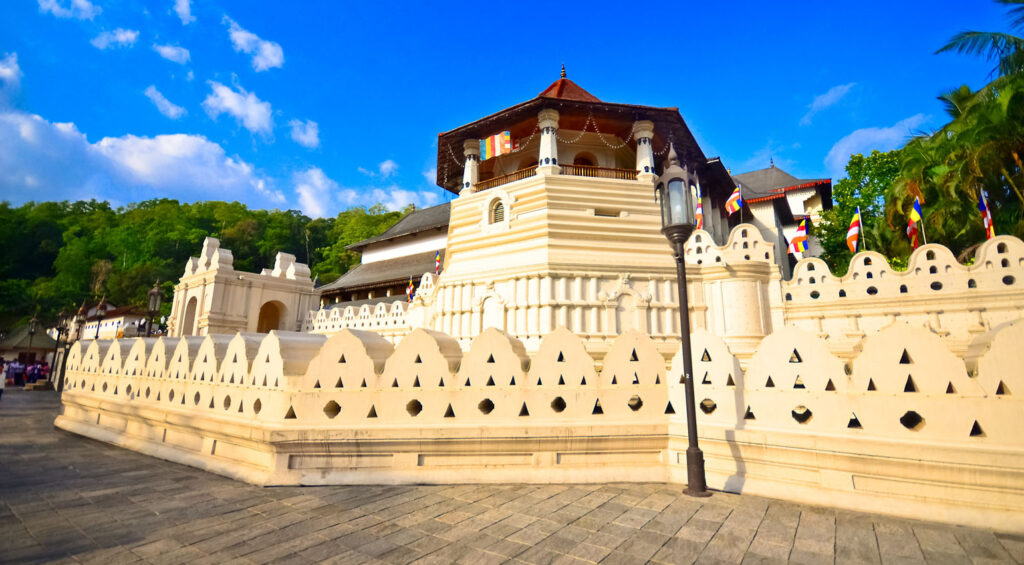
[256,301,286,333]
[182,296,198,336]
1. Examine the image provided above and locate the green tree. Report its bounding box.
[817,150,904,275]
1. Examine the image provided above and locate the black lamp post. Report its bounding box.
[147,281,162,337]
[74,300,86,341]
[27,315,38,363]
[51,312,67,390]
[654,144,710,497]
[94,296,106,340]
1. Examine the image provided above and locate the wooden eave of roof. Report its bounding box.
[436,96,707,193]
[744,179,832,204]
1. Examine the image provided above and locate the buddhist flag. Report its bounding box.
[694,184,704,230]
[725,185,743,215]
[480,131,512,160]
[979,190,995,239]
[407,276,414,302]
[907,197,923,249]
[847,207,862,253]
[788,219,808,258]
[435,250,441,275]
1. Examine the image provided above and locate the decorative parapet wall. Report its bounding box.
[57,319,1024,531]
[305,299,409,341]
[780,236,1024,357]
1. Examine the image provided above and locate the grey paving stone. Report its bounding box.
[0,390,1018,565]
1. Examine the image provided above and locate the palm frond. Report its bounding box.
[996,0,1024,32]
[936,31,1024,60]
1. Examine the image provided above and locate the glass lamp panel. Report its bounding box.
[667,179,692,226]
[657,183,670,228]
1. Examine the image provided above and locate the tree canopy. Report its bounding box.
[0,199,408,330]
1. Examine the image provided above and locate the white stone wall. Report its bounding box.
[56,317,1024,531]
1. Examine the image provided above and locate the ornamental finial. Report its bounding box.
[667,143,680,168]
[560,63,566,78]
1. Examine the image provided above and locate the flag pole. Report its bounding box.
[861,208,869,251]
[920,216,928,245]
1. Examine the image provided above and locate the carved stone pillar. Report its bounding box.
[537,109,560,176]
[462,139,480,194]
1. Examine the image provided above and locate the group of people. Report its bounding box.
[0,357,50,398]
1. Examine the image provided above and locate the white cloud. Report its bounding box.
[293,167,336,218]
[801,83,856,126]
[288,119,319,149]
[422,167,436,185]
[37,0,100,20]
[173,0,195,24]
[91,29,139,50]
[379,159,398,178]
[153,44,190,64]
[337,184,440,211]
[824,114,929,180]
[0,53,22,93]
[0,109,283,206]
[202,81,273,136]
[224,17,283,71]
[144,86,186,119]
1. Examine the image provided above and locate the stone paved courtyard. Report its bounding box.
[1,390,1022,564]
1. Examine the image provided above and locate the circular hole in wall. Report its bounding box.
[1004,275,1015,286]
[550,397,567,413]
[223,396,232,411]
[126,385,132,397]
[145,387,151,399]
[406,400,422,417]
[193,392,201,406]
[930,281,943,291]
[628,395,644,412]
[699,399,717,414]
[866,286,878,295]
[253,399,262,414]
[810,291,820,299]
[102,382,108,393]
[80,379,85,389]
[478,399,495,415]
[323,401,340,419]
[168,390,175,403]
[900,410,924,430]
[791,405,813,424]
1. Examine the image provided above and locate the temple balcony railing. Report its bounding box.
[560,164,639,181]
[475,165,538,191]
[474,164,640,192]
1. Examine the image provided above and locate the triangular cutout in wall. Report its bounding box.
[701,349,711,362]
[285,406,296,419]
[487,354,495,363]
[904,375,917,393]
[726,374,735,387]
[899,349,912,364]
[744,406,755,420]
[367,406,378,418]
[313,380,321,389]
[765,376,775,388]
[592,399,604,415]
[557,352,565,362]
[847,413,862,428]
[825,379,835,391]
[665,402,676,415]
[444,404,455,418]
[519,403,529,416]
[413,376,420,387]
[558,375,565,385]
[630,349,639,362]
[970,420,984,437]
[867,378,876,391]
[790,349,802,363]
[487,376,495,386]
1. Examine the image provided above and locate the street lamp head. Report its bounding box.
[654,144,698,246]
[28,316,38,335]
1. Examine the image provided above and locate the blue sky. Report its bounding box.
[0,0,1009,217]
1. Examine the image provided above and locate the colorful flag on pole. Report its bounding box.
[725,185,743,215]
[694,184,704,230]
[788,219,808,257]
[435,251,441,275]
[979,190,995,239]
[907,197,923,248]
[480,131,512,160]
[407,276,414,302]
[907,221,920,249]
[846,207,862,253]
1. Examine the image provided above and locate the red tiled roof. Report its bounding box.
[537,78,601,102]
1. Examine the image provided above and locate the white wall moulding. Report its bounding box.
[57,304,1024,532]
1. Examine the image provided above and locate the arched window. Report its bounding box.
[573,152,596,167]
[490,200,505,224]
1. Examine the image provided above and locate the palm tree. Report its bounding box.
[937,0,1024,78]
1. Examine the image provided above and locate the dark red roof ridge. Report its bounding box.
[537,78,601,102]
